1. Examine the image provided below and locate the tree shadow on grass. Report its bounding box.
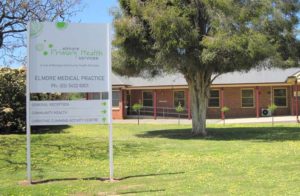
[0,125,70,135]
[30,172,184,184]
[119,189,165,195]
[136,126,300,141]
[31,125,70,134]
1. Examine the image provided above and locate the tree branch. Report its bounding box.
[210,73,221,83]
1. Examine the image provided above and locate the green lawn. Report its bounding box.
[1,123,300,195]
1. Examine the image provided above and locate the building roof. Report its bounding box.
[213,68,300,84]
[112,67,300,87]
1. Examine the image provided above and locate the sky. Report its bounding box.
[73,0,119,24]
[2,1,300,67]
[2,0,119,67]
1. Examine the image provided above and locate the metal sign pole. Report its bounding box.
[107,24,114,181]
[26,23,32,184]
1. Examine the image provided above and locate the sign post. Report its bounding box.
[107,24,114,181]
[27,22,113,183]
[26,24,31,182]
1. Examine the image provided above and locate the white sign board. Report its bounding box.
[29,22,109,93]
[28,22,111,125]
[30,100,109,125]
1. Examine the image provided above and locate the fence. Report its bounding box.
[126,106,189,118]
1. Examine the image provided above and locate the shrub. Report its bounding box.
[0,67,26,133]
[175,102,184,113]
[268,103,278,115]
[268,103,278,126]
[132,103,143,125]
[221,106,230,113]
[132,103,143,112]
[175,102,184,125]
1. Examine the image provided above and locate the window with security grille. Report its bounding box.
[112,91,120,107]
[143,91,153,107]
[208,90,220,107]
[174,91,185,107]
[241,89,254,107]
[273,88,287,107]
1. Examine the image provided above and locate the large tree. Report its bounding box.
[0,0,82,65]
[113,0,300,135]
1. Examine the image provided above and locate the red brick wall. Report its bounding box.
[298,85,300,114]
[129,89,190,108]
[112,85,298,119]
[112,89,124,120]
[127,89,190,118]
[292,85,300,115]
[217,86,292,118]
[259,86,290,116]
[130,90,143,105]
[156,89,174,108]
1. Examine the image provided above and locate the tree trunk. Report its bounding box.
[186,71,211,136]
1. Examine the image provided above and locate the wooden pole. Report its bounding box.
[256,86,260,118]
[221,88,224,120]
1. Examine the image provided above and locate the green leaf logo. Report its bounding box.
[56,22,68,30]
[35,40,53,56]
[30,22,44,38]
[35,43,44,51]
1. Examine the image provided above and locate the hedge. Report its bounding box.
[0,67,26,133]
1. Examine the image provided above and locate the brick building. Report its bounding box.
[109,68,300,120]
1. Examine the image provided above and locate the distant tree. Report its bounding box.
[268,103,278,127]
[132,103,143,125]
[30,93,63,101]
[113,0,300,135]
[0,67,25,132]
[175,102,184,125]
[0,0,83,65]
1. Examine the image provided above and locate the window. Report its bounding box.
[208,90,220,107]
[100,92,108,99]
[274,88,287,107]
[143,91,153,107]
[90,93,100,100]
[112,91,120,107]
[174,91,185,107]
[241,89,254,107]
[90,92,107,100]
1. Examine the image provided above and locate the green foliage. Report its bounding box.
[221,106,230,113]
[113,0,300,76]
[30,93,63,101]
[132,103,143,112]
[67,93,85,100]
[0,67,26,133]
[268,103,278,114]
[175,102,184,113]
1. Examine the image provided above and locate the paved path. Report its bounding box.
[113,116,300,125]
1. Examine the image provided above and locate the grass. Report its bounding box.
[1,123,300,195]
